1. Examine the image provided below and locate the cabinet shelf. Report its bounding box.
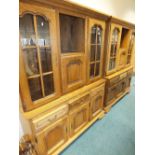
[22,45,37,50]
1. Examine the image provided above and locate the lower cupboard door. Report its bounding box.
[35,117,68,155]
[70,103,89,137]
[90,93,104,119]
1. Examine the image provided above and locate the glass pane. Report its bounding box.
[19,14,36,47]
[90,45,96,61]
[95,63,100,76]
[109,58,116,70]
[59,14,85,53]
[23,48,39,76]
[112,28,119,43]
[37,15,50,46]
[40,48,52,73]
[43,74,54,96]
[28,78,42,101]
[91,26,97,44]
[90,63,95,78]
[96,45,101,60]
[110,44,117,56]
[97,26,102,44]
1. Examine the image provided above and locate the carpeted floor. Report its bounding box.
[61,77,135,155]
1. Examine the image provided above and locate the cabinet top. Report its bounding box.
[20,0,135,28]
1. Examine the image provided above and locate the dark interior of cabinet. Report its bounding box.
[59,14,85,53]
[120,28,130,48]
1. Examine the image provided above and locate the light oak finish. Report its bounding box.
[19,1,134,155]
[19,2,61,111]
[87,18,105,83]
[61,53,86,93]
[35,116,69,155]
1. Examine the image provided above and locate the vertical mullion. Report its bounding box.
[94,26,98,76]
[34,15,45,97]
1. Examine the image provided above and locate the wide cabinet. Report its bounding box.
[19,1,134,155]
[19,1,107,155]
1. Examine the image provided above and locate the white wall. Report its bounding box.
[19,0,135,139]
[65,0,135,23]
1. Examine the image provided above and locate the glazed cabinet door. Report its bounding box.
[87,18,105,83]
[127,31,135,66]
[70,103,89,137]
[35,117,68,155]
[19,3,61,111]
[90,93,104,119]
[107,24,122,74]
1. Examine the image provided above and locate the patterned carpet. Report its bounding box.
[61,77,135,155]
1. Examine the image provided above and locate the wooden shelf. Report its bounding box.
[22,45,36,50]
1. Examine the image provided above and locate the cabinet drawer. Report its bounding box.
[109,76,120,86]
[32,105,69,132]
[90,84,105,96]
[119,72,127,80]
[69,94,90,112]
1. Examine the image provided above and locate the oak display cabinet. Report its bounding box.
[19,1,107,155]
[19,1,134,154]
[104,17,135,112]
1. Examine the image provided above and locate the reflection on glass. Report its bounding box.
[40,48,52,73]
[37,15,50,46]
[96,45,101,60]
[28,78,42,101]
[110,44,117,56]
[112,28,119,43]
[90,63,95,78]
[91,26,97,44]
[19,14,36,47]
[90,45,96,61]
[95,63,100,76]
[97,26,102,44]
[109,58,116,70]
[23,48,39,76]
[43,74,54,96]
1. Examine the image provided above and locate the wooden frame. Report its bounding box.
[106,23,122,75]
[19,2,61,111]
[87,18,105,84]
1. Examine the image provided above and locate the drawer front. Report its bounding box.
[69,94,90,112]
[32,105,69,132]
[119,72,127,80]
[90,84,105,96]
[109,76,120,86]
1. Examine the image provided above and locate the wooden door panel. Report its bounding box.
[36,117,68,155]
[61,54,86,93]
[70,103,89,136]
[90,93,104,119]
